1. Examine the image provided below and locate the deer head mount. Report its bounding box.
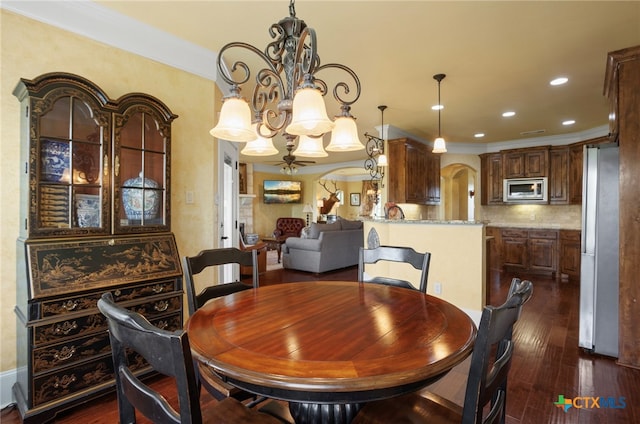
[319,180,340,214]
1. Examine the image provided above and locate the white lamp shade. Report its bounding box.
[209,97,255,142]
[293,135,328,157]
[326,115,364,151]
[432,137,447,153]
[241,133,279,156]
[303,203,314,213]
[377,153,388,167]
[285,88,334,136]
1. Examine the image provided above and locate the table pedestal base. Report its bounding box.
[289,402,362,424]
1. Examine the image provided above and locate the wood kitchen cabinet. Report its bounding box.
[605,45,640,368]
[549,146,570,204]
[387,137,440,205]
[501,228,558,279]
[479,153,503,205]
[559,230,581,281]
[502,147,549,179]
[12,73,181,423]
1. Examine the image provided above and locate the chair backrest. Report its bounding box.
[462,279,533,424]
[358,246,431,293]
[183,247,258,315]
[98,292,202,424]
[273,217,305,238]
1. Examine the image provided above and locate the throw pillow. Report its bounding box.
[340,219,363,230]
[308,222,341,239]
[300,226,310,239]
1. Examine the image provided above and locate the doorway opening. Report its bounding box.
[441,163,477,221]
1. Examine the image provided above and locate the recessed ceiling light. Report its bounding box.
[474,133,485,138]
[550,77,569,86]
[502,111,516,117]
[431,104,443,110]
[562,120,576,126]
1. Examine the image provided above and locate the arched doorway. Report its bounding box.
[441,163,477,221]
[316,167,381,221]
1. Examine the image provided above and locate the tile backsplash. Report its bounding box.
[480,204,582,229]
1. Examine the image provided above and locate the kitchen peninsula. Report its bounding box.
[362,219,486,322]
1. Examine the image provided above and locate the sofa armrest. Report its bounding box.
[285,237,322,252]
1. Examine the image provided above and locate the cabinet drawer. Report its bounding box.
[33,332,111,374]
[560,230,581,242]
[32,312,182,403]
[501,229,528,239]
[528,230,558,240]
[37,279,179,320]
[33,294,182,346]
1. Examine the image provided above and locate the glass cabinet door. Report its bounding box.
[114,102,172,234]
[35,93,109,236]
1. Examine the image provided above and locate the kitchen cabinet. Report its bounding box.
[605,45,640,368]
[479,153,503,205]
[12,72,181,423]
[387,137,440,205]
[502,147,549,179]
[559,230,581,281]
[500,228,558,279]
[549,147,569,204]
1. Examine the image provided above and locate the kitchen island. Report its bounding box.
[362,219,486,322]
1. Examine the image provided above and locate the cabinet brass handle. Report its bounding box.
[156,320,168,330]
[103,155,108,177]
[152,284,164,294]
[54,321,78,335]
[54,374,77,389]
[54,346,76,361]
[62,300,78,311]
[114,155,120,177]
[154,301,169,312]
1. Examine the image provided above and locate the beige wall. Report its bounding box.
[0,11,218,373]
[363,221,485,318]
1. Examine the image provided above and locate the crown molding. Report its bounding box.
[1,0,218,81]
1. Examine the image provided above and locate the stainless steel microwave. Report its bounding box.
[503,177,548,203]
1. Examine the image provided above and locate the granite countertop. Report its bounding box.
[362,218,485,225]
[486,222,581,231]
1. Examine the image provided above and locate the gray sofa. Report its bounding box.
[282,219,364,273]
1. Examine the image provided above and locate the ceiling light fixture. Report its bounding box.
[364,105,388,196]
[562,120,576,126]
[502,111,516,117]
[209,0,363,159]
[550,77,568,86]
[432,74,447,153]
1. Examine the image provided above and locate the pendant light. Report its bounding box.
[432,73,447,153]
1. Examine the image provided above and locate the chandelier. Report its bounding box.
[364,105,388,203]
[210,0,364,158]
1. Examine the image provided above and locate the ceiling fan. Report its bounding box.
[269,141,316,168]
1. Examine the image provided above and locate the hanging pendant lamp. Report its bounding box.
[432,73,447,153]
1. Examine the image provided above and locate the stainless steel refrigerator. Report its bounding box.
[579,144,619,357]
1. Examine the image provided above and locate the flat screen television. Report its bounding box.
[263,180,302,204]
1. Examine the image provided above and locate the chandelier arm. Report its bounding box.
[295,27,319,78]
[314,63,362,107]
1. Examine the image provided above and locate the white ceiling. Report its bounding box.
[8,1,640,169]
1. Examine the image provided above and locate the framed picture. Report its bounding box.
[350,193,361,206]
[263,180,302,204]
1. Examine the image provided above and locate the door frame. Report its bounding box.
[217,140,240,282]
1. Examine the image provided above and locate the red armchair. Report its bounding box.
[273,217,306,241]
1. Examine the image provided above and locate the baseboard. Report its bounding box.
[0,367,17,409]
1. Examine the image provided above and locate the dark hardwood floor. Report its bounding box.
[2,261,639,423]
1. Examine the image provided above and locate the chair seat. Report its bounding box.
[365,276,415,291]
[197,363,254,401]
[353,392,462,423]
[203,397,283,423]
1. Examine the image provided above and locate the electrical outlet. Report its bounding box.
[434,282,442,295]
[529,213,536,221]
[186,191,194,204]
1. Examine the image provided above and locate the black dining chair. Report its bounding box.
[352,278,533,424]
[97,292,282,424]
[358,246,431,293]
[183,247,259,402]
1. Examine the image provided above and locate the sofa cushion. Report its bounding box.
[308,222,341,239]
[339,219,363,230]
[300,226,310,239]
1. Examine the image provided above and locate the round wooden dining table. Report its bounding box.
[186,281,477,424]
